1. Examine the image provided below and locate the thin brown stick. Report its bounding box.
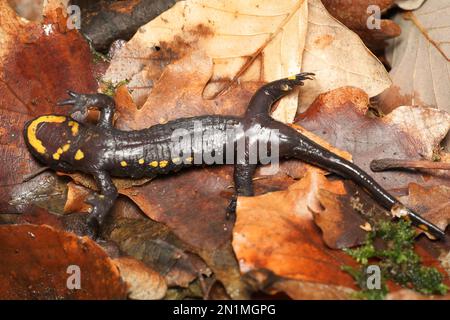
[370,158,450,172]
[403,11,450,62]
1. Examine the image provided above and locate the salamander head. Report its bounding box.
[23,115,82,171]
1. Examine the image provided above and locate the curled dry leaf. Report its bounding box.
[321,0,401,50]
[0,224,128,299]
[106,216,210,288]
[64,181,92,214]
[113,257,167,300]
[379,0,450,118]
[105,0,390,122]
[232,169,357,289]
[297,87,450,191]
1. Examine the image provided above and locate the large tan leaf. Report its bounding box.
[105,0,390,123]
[379,1,450,117]
[298,0,391,112]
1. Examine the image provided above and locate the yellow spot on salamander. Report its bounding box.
[419,224,429,231]
[74,149,84,160]
[68,121,79,136]
[159,160,168,168]
[288,75,297,80]
[27,115,66,154]
[138,158,145,164]
[149,161,158,167]
[62,144,70,152]
[185,156,193,164]
[120,161,127,167]
[172,157,181,164]
[52,144,71,160]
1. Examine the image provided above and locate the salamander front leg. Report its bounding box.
[227,164,257,219]
[85,170,118,239]
[57,91,116,129]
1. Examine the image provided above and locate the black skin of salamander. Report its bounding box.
[23,73,446,240]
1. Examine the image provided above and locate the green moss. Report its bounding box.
[99,79,130,97]
[343,219,448,299]
[88,40,110,64]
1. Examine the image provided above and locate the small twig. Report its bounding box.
[370,158,450,172]
[22,166,50,182]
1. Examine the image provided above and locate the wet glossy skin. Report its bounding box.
[23,74,446,240]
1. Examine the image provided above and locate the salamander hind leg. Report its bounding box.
[227,164,257,219]
[85,171,118,239]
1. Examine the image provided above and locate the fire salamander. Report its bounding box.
[23,73,446,240]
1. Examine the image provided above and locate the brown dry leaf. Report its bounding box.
[400,183,450,232]
[232,169,357,288]
[106,216,211,288]
[0,224,128,299]
[297,87,450,191]
[113,257,167,300]
[64,181,92,214]
[313,187,368,249]
[0,0,97,115]
[105,0,390,122]
[321,0,400,50]
[114,50,261,129]
[379,1,450,118]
